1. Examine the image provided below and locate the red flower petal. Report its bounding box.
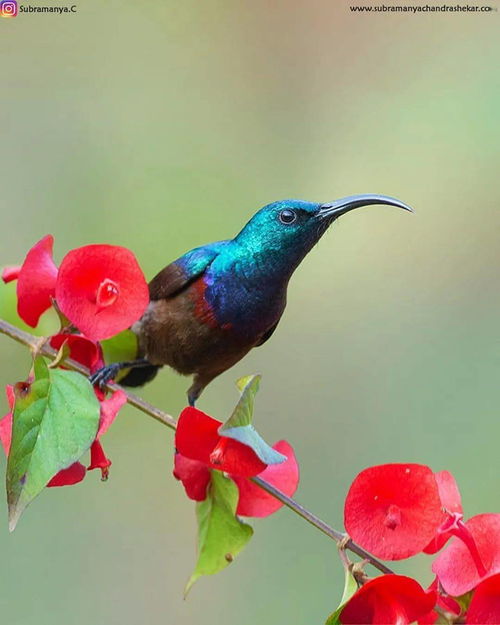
[418,578,461,624]
[424,470,463,554]
[173,453,211,501]
[432,514,500,596]
[340,575,437,625]
[175,407,267,477]
[47,462,87,487]
[0,385,15,455]
[88,439,112,480]
[344,464,443,560]
[0,412,12,456]
[2,265,21,283]
[176,407,221,464]
[49,334,104,374]
[209,436,267,476]
[233,440,299,517]
[16,235,58,327]
[97,389,127,438]
[435,470,463,514]
[466,573,500,624]
[55,244,149,341]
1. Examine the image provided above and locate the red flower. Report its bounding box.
[88,440,112,480]
[339,575,437,625]
[175,407,268,477]
[174,410,300,517]
[432,514,500,596]
[232,440,299,517]
[424,470,463,554]
[2,235,58,327]
[344,463,443,560]
[174,440,299,517]
[466,573,500,624]
[55,244,149,341]
[49,333,104,375]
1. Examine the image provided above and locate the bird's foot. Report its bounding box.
[89,358,154,390]
[89,363,121,390]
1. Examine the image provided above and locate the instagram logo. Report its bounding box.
[1,0,18,17]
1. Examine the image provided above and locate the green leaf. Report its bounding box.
[454,590,473,613]
[185,471,253,595]
[325,567,358,625]
[218,375,286,466]
[6,356,100,531]
[223,375,262,428]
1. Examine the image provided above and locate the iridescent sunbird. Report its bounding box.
[90,195,413,404]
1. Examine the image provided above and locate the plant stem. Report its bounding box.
[0,317,393,576]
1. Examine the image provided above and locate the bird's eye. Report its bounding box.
[279,209,297,225]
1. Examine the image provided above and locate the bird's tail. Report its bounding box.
[119,364,161,387]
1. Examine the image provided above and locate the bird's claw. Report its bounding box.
[89,364,120,390]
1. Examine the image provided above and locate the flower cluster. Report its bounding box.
[3,234,149,340]
[173,406,299,517]
[1,236,150,486]
[336,463,500,624]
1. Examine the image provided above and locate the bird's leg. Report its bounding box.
[90,358,152,390]
[187,376,207,407]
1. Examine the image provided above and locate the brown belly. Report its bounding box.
[132,291,255,381]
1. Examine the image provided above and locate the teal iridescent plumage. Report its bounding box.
[90,195,413,404]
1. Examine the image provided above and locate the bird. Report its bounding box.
[90,194,413,405]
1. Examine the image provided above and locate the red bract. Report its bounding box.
[175,407,267,477]
[432,513,500,596]
[55,244,149,341]
[339,575,437,625]
[424,470,463,555]
[466,573,500,624]
[49,334,104,375]
[174,435,299,517]
[2,235,59,327]
[233,440,299,517]
[173,454,211,502]
[434,470,463,515]
[1,266,21,283]
[344,463,443,560]
[418,578,461,624]
[0,385,14,455]
[47,462,87,488]
[97,390,127,437]
[88,439,112,480]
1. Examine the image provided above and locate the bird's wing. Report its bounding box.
[149,241,228,301]
[255,321,279,346]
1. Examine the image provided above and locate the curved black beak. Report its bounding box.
[318,194,414,220]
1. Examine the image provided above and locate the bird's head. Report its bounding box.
[235,194,413,273]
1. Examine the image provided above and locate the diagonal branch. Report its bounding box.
[0,317,394,576]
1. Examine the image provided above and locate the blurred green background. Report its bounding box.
[1,1,499,623]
